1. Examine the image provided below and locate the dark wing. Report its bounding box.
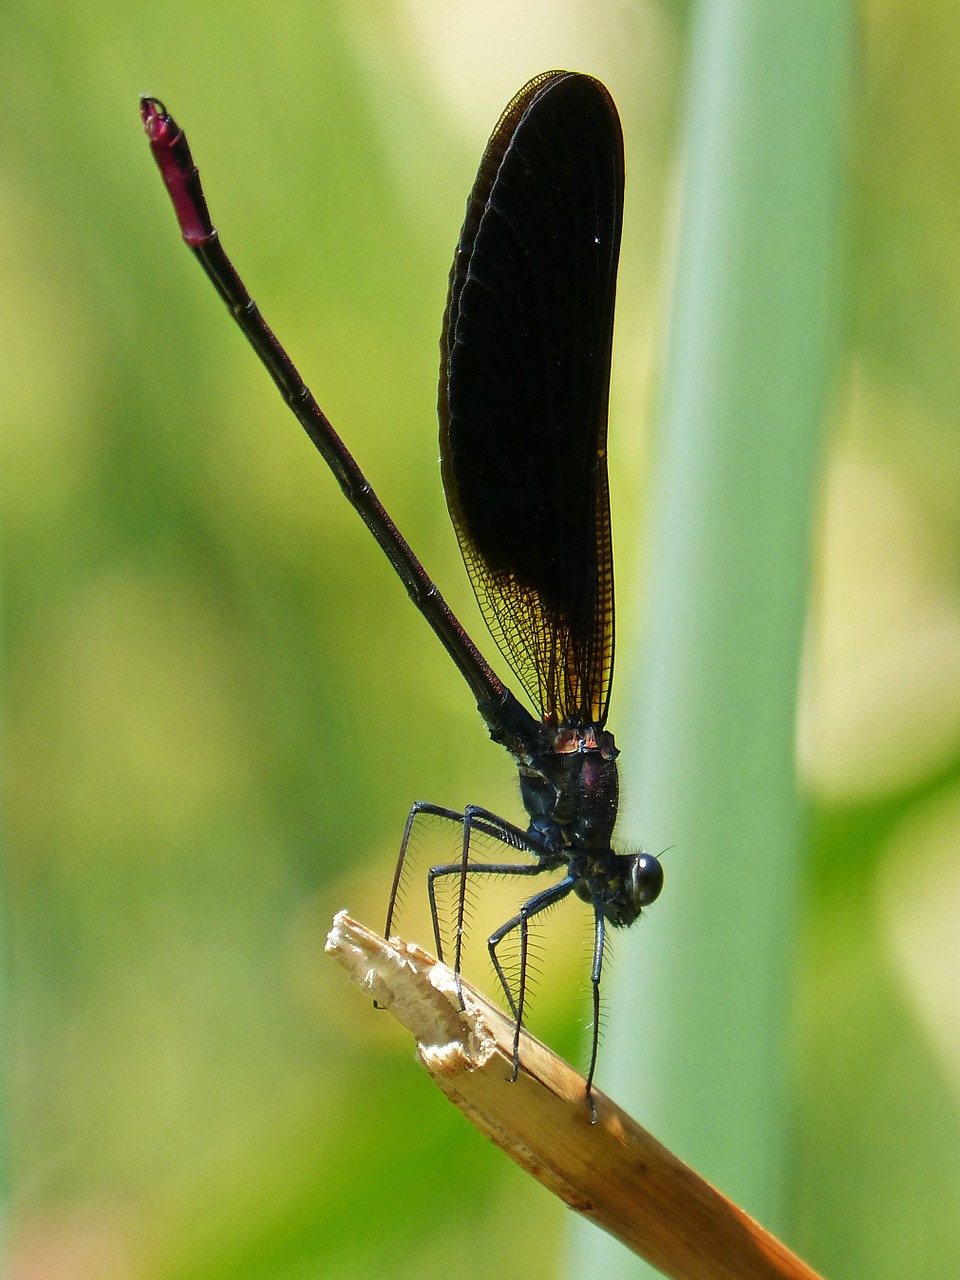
[439,71,622,728]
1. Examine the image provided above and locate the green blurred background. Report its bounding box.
[2,2,960,1278]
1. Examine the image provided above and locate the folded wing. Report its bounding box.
[440,71,623,728]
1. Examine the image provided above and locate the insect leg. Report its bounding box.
[488,874,577,1077]
[585,902,608,1123]
[453,805,538,985]
[385,801,469,956]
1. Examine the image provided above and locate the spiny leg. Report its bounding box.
[453,806,537,991]
[389,802,537,967]
[376,803,469,1012]
[385,801,477,953]
[428,859,549,1001]
[488,874,577,1078]
[585,902,607,1124]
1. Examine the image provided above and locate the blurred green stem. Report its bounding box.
[573,3,851,1275]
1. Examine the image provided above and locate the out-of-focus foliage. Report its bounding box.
[1,2,959,1278]
[792,7,960,1273]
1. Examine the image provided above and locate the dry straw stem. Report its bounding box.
[325,911,821,1280]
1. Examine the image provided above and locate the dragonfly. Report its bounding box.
[141,70,663,1111]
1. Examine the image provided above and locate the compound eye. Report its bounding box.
[630,852,664,908]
